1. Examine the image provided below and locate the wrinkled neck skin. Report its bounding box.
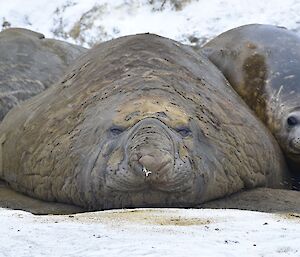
[72,93,207,210]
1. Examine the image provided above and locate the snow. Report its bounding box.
[1,0,300,47]
[1,1,300,256]
[0,208,299,257]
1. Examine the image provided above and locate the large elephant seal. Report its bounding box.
[0,28,86,121]
[202,24,300,182]
[0,33,289,210]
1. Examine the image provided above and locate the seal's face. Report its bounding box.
[280,109,300,160]
[78,94,205,209]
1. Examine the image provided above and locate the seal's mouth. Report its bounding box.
[127,129,177,191]
[129,153,174,183]
[140,161,174,178]
[288,138,300,155]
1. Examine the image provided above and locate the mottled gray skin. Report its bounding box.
[0,34,288,210]
[202,24,300,180]
[0,28,86,121]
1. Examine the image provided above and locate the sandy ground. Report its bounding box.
[0,208,300,257]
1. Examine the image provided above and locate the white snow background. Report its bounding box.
[1,0,300,256]
[2,0,300,47]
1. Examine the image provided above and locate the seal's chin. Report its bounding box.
[99,146,198,210]
[101,153,198,209]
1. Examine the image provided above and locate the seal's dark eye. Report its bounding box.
[110,126,125,136]
[176,127,192,137]
[287,116,298,127]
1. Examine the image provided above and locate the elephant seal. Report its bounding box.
[0,28,86,121]
[202,24,300,182]
[0,33,289,210]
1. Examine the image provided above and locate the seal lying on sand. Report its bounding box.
[0,28,86,121]
[2,181,299,214]
[202,24,300,182]
[0,33,288,210]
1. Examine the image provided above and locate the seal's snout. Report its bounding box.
[291,136,300,151]
[139,155,157,172]
[139,152,171,175]
[285,113,300,154]
[127,118,175,181]
[293,136,300,146]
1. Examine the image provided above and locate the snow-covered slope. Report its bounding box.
[2,0,300,47]
[0,208,299,257]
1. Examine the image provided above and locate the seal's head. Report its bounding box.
[76,92,206,209]
[279,108,300,161]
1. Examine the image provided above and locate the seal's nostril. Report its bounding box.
[293,137,300,146]
[139,155,156,170]
[138,153,172,175]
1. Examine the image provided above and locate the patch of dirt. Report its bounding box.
[73,209,213,226]
[278,213,300,222]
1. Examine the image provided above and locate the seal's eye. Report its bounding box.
[110,126,125,136]
[176,127,192,137]
[287,116,298,127]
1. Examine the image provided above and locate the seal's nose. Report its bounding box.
[292,137,300,150]
[138,153,169,173]
[128,118,175,177]
[290,128,300,152]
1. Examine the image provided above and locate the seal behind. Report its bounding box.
[202,24,300,186]
[0,28,86,121]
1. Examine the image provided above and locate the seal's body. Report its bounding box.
[202,24,300,177]
[0,28,86,121]
[0,34,288,210]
